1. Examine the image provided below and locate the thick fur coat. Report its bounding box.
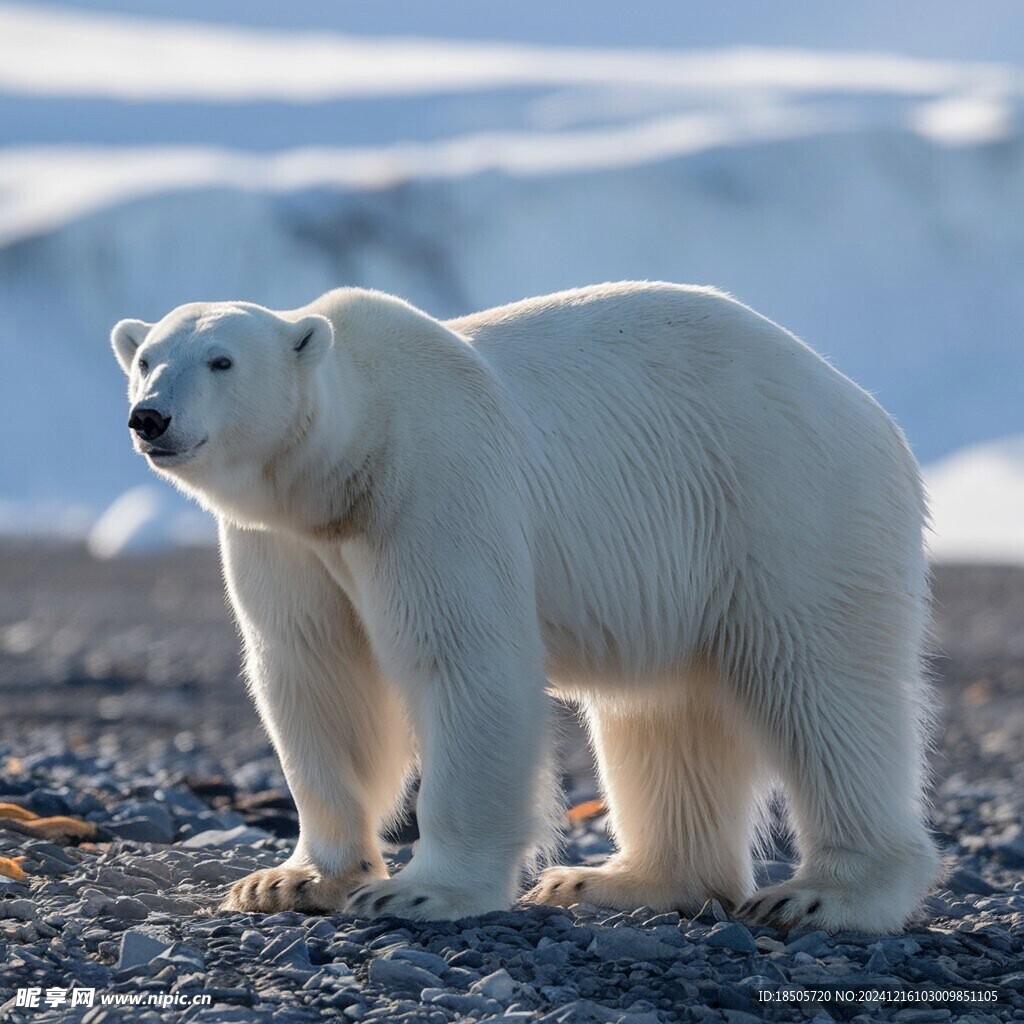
[111,282,940,932]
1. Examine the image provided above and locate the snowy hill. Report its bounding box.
[0,3,1022,559]
[925,437,1024,566]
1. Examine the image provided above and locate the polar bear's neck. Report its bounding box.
[208,350,381,537]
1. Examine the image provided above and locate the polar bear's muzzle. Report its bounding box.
[129,403,207,465]
[128,405,171,442]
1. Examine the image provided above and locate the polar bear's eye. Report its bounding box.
[210,357,233,371]
[137,358,149,374]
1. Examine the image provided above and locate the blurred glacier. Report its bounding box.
[925,437,1024,565]
[0,3,1021,558]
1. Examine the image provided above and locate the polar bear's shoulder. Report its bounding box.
[445,281,737,338]
[307,286,437,333]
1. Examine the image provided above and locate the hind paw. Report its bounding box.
[737,880,834,931]
[523,862,688,913]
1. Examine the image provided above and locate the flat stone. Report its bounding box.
[110,801,175,843]
[537,999,621,1023]
[194,1009,258,1023]
[180,825,272,848]
[0,898,38,921]
[785,930,829,956]
[427,992,499,1016]
[588,927,679,961]
[159,942,205,970]
[117,930,173,971]
[384,947,449,976]
[135,893,200,915]
[705,921,758,954]
[989,825,1024,868]
[367,957,443,996]
[447,949,484,968]
[107,896,150,921]
[470,968,517,1001]
[866,945,889,972]
[191,860,254,883]
[945,867,1000,896]
[270,938,312,970]
[259,929,308,964]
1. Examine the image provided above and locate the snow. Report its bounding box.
[0,110,827,245]
[925,438,1024,566]
[910,93,1017,145]
[0,4,1021,560]
[41,0,1024,66]
[86,486,216,559]
[2,4,1018,101]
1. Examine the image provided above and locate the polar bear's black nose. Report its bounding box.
[129,406,172,441]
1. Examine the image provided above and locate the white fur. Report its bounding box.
[112,282,939,932]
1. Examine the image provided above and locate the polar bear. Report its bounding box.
[111,282,939,932]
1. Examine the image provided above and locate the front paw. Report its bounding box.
[345,869,505,922]
[522,860,702,914]
[221,864,377,914]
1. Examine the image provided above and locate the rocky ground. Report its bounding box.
[0,541,1022,1022]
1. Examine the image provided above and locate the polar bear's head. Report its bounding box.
[111,302,334,488]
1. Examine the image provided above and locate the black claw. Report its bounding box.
[412,896,428,906]
[806,899,821,915]
[374,894,394,911]
[768,897,792,919]
[270,878,284,890]
[550,881,563,892]
[360,860,372,873]
[347,885,369,900]
[744,898,765,919]
[296,877,312,892]
[574,880,586,892]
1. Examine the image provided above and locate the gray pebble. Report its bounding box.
[107,896,151,921]
[180,824,272,848]
[367,957,443,996]
[588,927,679,961]
[705,921,758,954]
[785,929,829,956]
[427,991,500,1015]
[111,800,176,842]
[384,947,449,976]
[470,967,517,1001]
[117,930,173,971]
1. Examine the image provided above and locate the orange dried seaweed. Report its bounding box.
[0,803,36,822]
[0,803,97,841]
[566,798,606,824]
[0,855,28,881]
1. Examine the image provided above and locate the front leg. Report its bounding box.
[217,524,412,914]
[344,531,554,921]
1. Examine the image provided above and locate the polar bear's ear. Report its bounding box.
[111,318,153,375]
[290,314,334,366]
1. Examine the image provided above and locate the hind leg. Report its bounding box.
[736,646,940,934]
[527,680,762,913]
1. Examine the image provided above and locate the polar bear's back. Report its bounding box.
[448,281,840,413]
[449,282,927,680]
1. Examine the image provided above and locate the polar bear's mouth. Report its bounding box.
[143,437,207,464]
